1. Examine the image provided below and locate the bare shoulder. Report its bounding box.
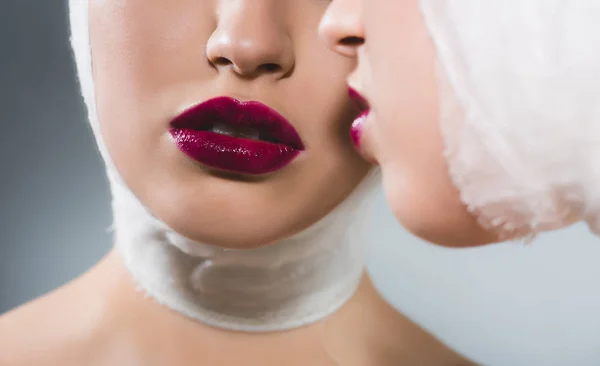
[377,305,477,366]
[425,344,478,366]
[337,276,478,366]
[378,320,477,366]
[0,289,68,365]
[403,323,476,366]
[0,280,102,366]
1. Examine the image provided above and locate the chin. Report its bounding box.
[143,178,342,250]
[392,204,500,248]
[167,220,289,249]
[383,171,499,248]
[149,198,312,250]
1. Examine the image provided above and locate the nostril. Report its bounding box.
[339,36,364,47]
[212,57,233,67]
[258,63,282,73]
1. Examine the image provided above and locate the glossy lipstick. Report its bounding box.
[169,97,304,175]
[348,87,370,149]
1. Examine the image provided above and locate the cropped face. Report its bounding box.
[320,0,497,246]
[89,0,372,249]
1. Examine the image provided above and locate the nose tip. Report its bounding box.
[206,18,294,79]
[318,0,365,57]
[207,37,292,78]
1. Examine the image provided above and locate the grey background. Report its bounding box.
[2,1,600,365]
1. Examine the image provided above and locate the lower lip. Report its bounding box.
[350,110,369,148]
[170,128,300,175]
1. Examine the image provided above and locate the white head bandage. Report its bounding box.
[69,0,379,332]
[420,1,600,240]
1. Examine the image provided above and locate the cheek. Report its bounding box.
[371,48,443,176]
[365,0,442,163]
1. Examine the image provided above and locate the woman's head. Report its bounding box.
[320,0,600,246]
[319,0,495,246]
[85,0,372,249]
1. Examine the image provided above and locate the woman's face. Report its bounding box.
[319,0,497,246]
[89,0,372,249]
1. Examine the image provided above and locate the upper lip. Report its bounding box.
[170,97,304,150]
[348,87,370,113]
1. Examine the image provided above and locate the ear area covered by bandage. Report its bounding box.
[420,1,600,240]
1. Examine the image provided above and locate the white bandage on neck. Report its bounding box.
[420,1,600,240]
[69,1,379,332]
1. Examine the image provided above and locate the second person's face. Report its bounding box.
[320,0,497,246]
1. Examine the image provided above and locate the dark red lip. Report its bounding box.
[348,88,370,149]
[348,87,370,114]
[169,97,304,175]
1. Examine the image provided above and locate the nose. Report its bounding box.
[206,2,294,79]
[319,0,365,57]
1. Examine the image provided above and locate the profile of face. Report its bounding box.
[320,0,497,246]
[89,0,372,249]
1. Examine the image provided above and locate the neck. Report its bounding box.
[110,171,379,332]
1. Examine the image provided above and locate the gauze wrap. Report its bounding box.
[69,0,380,332]
[420,1,600,240]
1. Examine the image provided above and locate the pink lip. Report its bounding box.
[348,87,370,149]
[169,97,304,175]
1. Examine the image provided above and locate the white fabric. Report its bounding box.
[420,1,600,240]
[69,0,380,332]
